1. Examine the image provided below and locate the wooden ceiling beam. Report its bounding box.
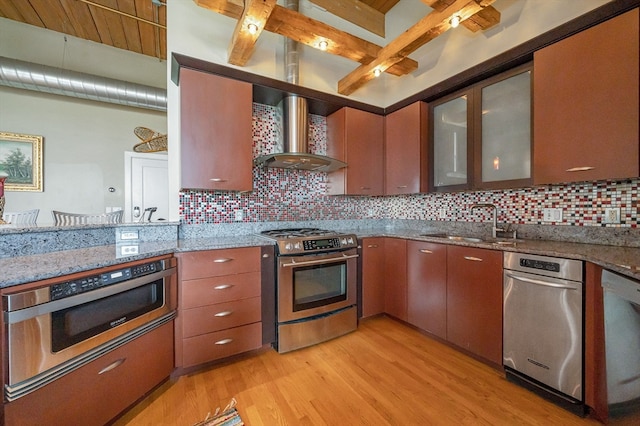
[423,0,500,32]
[227,0,277,66]
[195,0,418,77]
[309,0,386,37]
[338,0,496,95]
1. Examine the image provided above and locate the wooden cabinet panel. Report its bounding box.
[361,238,386,318]
[4,322,174,425]
[180,271,261,309]
[182,322,262,368]
[446,245,502,365]
[182,296,261,337]
[533,9,639,185]
[385,102,429,195]
[179,68,253,191]
[177,247,261,280]
[407,241,447,339]
[326,107,384,195]
[384,238,408,321]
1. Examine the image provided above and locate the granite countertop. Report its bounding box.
[2,228,639,289]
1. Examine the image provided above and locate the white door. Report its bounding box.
[124,152,169,222]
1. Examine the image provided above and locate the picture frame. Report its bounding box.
[0,131,43,192]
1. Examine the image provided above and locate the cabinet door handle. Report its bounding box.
[213,284,233,290]
[262,253,270,258]
[210,178,228,182]
[215,338,233,345]
[214,311,233,317]
[98,358,126,375]
[565,166,595,172]
[397,185,408,189]
[367,244,379,248]
[213,258,233,263]
[419,249,433,254]
[463,256,483,262]
[360,187,371,190]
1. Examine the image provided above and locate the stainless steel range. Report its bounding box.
[261,228,359,353]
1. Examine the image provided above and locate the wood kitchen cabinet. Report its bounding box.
[384,238,408,322]
[361,237,386,318]
[384,101,429,195]
[406,241,447,339]
[179,68,253,192]
[326,107,384,196]
[533,9,639,185]
[175,247,262,369]
[446,245,502,365]
[4,322,174,425]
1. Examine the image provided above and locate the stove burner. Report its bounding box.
[261,228,339,239]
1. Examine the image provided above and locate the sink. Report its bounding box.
[419,233,483,243]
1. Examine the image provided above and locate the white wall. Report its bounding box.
[0,18,168,225]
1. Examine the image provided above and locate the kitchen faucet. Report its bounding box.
[470,203,505,239]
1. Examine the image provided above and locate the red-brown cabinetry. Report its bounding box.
[446,245,503,365]
[326,107,384,195]
[533,9,639,185]
[179,68,254,191]
[406,241,447,339]
[361,237,386,318]
[384,238,408,322]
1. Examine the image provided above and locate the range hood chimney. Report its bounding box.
[254,0,346,172]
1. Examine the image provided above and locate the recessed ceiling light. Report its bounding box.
[450,15,461,28]
[247,23,258,35]
[373,68,381,77]
[318,40,328,51]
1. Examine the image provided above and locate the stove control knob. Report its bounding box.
[284,243,292,251]
[347,237,354,245]
[340,238,347,245]
[294,242,301,250]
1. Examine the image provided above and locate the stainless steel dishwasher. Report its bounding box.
[602,270,640,421]
[503,252,585,415]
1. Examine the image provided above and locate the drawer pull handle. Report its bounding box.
[98,358,126,375]
[210,178,227,182]
[213,258,233,263]
[360,187,371,190]
[262,253,270,258]
[215,338,233,345]
[213,284,233,290]
[214,311,233,317]
[397,185,408,189]
[367,244,379,248]
[464,256,483,262]
[419,249,433,254]
[565,166,595,172]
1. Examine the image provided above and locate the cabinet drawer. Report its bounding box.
[177,247,261,280]
[182,322,262,367]
[4,322,174,425]
[181,272,261,308]
[182,296,261,337]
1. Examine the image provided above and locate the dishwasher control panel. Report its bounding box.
[519,258,560,273]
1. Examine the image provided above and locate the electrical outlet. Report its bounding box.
[438,208,447,219]
[234,209,244,221]
[120,230,139,240]
[603,207,621,224]
[543,208,563,222]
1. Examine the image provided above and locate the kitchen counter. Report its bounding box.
[2,223,639,289]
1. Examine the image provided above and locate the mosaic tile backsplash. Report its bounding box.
[180,104,639,228]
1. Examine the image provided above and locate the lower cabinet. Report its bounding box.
[407,241,447,339]
[4,322,174,426]
[175,247,263,369]
[384,238,408,322]
[361,238,386,318]
[446,245,503,365]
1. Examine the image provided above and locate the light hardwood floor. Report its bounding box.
[115,316,602,425]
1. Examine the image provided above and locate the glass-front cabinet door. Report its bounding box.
[475,66,532,189]
[431,92,472,192]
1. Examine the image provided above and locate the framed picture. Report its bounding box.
[0,132,43,192]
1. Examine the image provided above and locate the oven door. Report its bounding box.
[277,248,358,323]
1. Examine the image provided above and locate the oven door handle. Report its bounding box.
[505,272,580,290]
[4,267,176,324]
[281,253,359,268]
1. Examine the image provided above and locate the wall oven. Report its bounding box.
[3,257,177,402]
[261,229,358,353]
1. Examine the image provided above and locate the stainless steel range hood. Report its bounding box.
[254,0,346,173]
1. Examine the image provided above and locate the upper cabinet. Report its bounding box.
[533,9,639,185]
[384,102,429,195]
[429,64,533,192]
[179,68,254,192]
[326,107,384,196]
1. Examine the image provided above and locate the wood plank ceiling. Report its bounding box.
[0,0,501,95]
[0,0,167,60]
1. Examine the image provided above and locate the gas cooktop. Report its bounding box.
[260,228,357,255]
